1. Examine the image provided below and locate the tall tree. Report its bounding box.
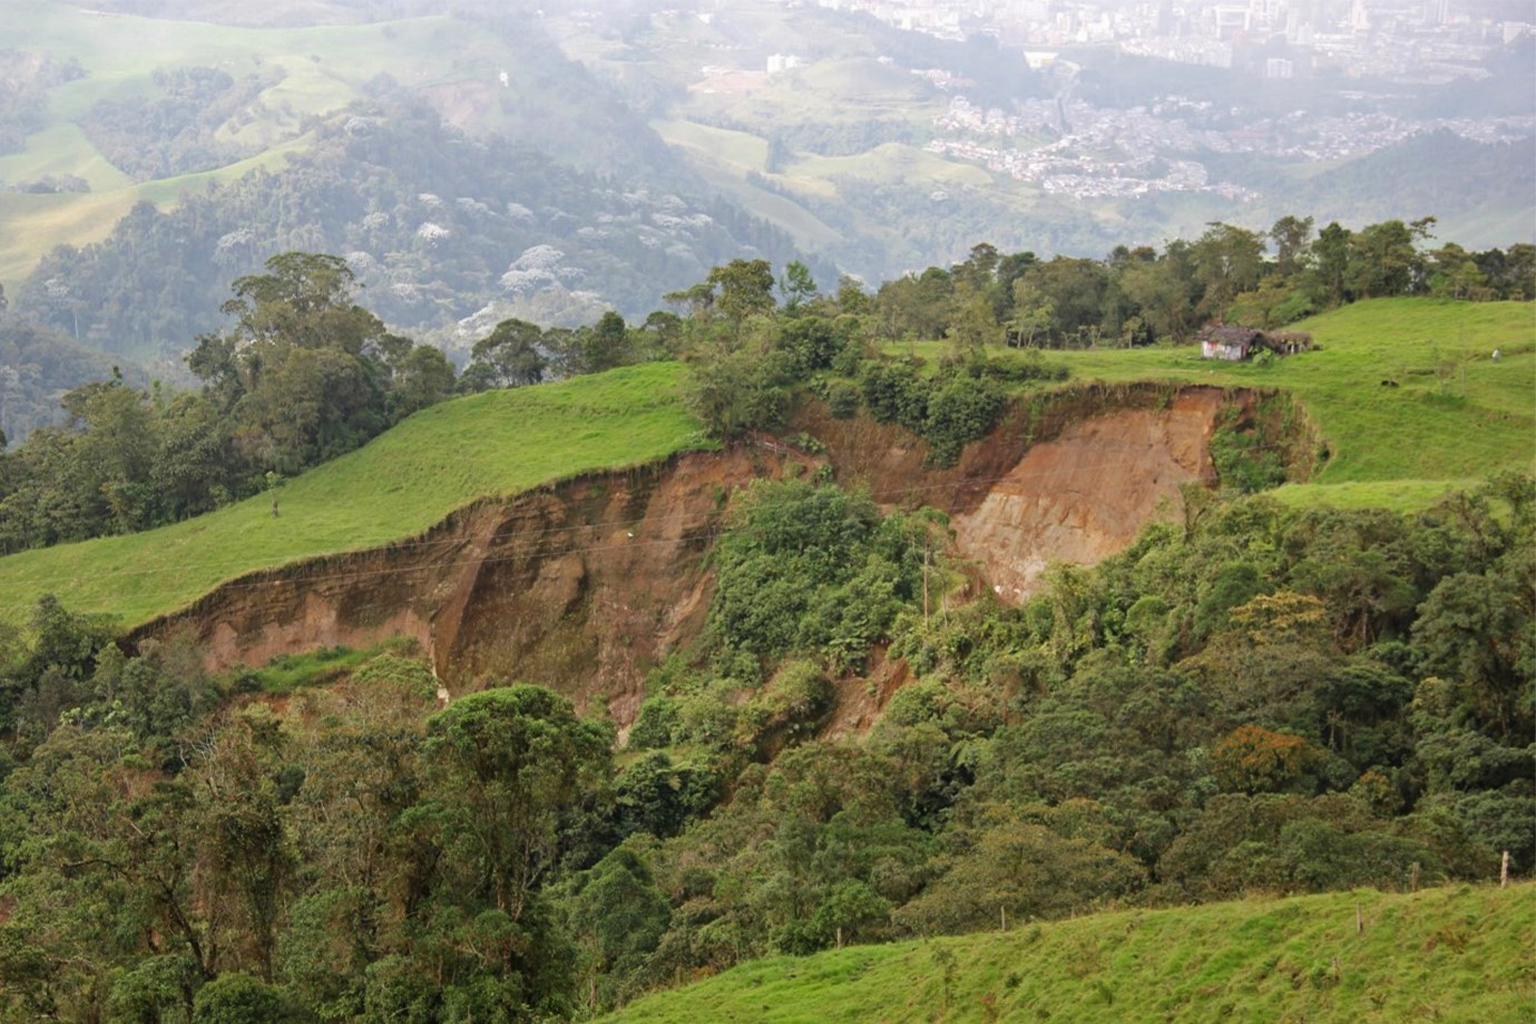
[461,318,548,391]
[778,260,819,313]
[707,259,777,332]
[1269,215,1315,278]
[421,686,612,923]
[1191,222,1265,320]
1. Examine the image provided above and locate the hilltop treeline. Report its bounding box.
[869,216,1535,349]
[0,254,681,554]
[4,212,1532,553]
[0,471,1529,1020]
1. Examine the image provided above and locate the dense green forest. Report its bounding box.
[0,471,1528,1019]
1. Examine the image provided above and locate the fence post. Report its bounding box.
[1501,851,1510,889]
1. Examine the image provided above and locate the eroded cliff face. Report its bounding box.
[799,384,1232,600]
[132,385,1251,725]
[132,448,809,721]
[951,388,1223,601]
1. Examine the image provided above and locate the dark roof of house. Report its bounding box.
[1200,325,1260,345]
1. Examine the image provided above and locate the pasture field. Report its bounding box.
[0,363,707,627]
[889,297,1536,509]
[604,883,1534,1024]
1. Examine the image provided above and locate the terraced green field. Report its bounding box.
[891,297,1536,509]
[605,884,1534,1024]
[0,363,706,627]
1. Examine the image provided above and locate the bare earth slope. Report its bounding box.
[131,384,1244,723]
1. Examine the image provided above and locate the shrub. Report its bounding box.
[1210,424,1286,493]
[628,697,681,749]
[709,481,922,662]
[860,360,928,431]
[923,373,1006,466]
[683,349,793,439]
[775,315,846,375]
[826,380,861,420]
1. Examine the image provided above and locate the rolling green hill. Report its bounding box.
[1,298,1529,629]
[891,298,1536,509]
[0,362,706,627]
[604,884,1534,1024]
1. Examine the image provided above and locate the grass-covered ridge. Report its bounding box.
[0,363,705,627]
[890,298,1535,509]
[1,298,1529,628]
[605,884,1533,1024]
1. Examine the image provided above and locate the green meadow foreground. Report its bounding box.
[0,363,706,625]
[605,885,1534,1024]
[0,297,1530,627]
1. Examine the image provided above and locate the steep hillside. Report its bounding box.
[111,381,1243,717]
[605,884,1534,1024]
[3,299,1529,651]
[0,296,1526,722]
[0,362,707,626]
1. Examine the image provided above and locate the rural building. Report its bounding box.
[1200,325,1259,360]
[1198,324,1313,360]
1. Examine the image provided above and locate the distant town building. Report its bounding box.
[766,53,803,74]
[1265,57,1294,79]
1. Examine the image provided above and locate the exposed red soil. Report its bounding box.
[798,384,1234,601]
[131,448,810,722]
[131,386,1256,729]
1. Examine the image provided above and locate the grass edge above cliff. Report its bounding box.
[0,362,709,628]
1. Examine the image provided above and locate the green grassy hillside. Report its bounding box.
[0,363,705,627]
[605,884,1534,1024]
[1,299,1529,629]
[891,298,1536,509]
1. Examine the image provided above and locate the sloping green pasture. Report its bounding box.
[605,883,1534,1024]
[0,363,705,627]
[890,298,1535,509]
